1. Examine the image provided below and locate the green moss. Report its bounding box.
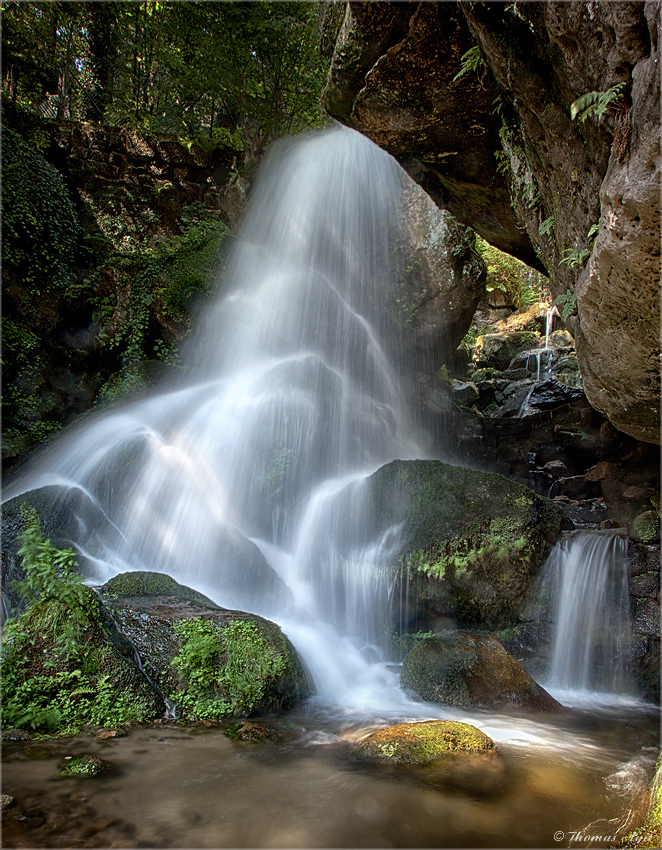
[59,754,114,778]
[1,514,162,733]
[101,571,217,608]
[631,511,660,544]
[354,720,495,765]
[171,617,287,720]
[401,636,475,706]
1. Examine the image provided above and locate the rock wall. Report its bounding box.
[324,1,660,444]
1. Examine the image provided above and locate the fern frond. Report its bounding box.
[570,82,626,123]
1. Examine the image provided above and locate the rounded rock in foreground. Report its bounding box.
[59,754,114,778]
[354,720,495,765]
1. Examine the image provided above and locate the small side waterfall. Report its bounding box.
[537,531,634,699]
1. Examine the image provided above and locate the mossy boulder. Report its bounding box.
[101,571,218,608]
[365,459,563,629]
[99,572,312,720]
[472,332,541,371]
[631,511,660,545]
[400,633,561,712]
[354,719,495,765]
[1,585,165,733]
[59,754,114,778]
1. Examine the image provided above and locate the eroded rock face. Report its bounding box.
[326,1,538,267]
[325,1,660,444]
[400,633,561,712]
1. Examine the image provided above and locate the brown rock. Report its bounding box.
[622,485,653,502]
[585,461,621,481]
[401,633,562,712]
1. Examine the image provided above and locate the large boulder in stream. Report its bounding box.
[401,633,561,712]
[365,460,563,630]
[99,571,312,720]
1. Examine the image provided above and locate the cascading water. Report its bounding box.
[535,530,635,702]
[2,126,431,710]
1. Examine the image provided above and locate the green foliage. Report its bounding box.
[1,128,80,290]
[171,618,287,720]
[538,217,555,237]
[553,289,578,320]
[1,511,153,732]
[2,1,328,161]
[453,45,484,83]
[1,316,63,459]
[11,506,89,660]
[570,82,626,123]
[92,206,231,403]
[559,247,591,269]
[474,236,549,311]
[389,628,436,663]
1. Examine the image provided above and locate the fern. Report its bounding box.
[560,247,591,269]
[453,46,484,82]
[570,82,626,123]
[539,217,555,237]
[553,289,578,320]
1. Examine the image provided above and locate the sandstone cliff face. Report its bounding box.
[325,1,660,444]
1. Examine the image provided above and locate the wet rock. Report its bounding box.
[354,719,495,765]
[401,633,561,712]
[630,511,660,544]
[525,379,586,410]
[1,729,31,742]
[100,573,313,720]
[224,721,283,742]
[451,380,479,407]
[59,754,114,778]
[101,571,218,609]
[623,485,654,502]
[400,183,487,368]
[368,459,562,630]
[633,599,661,637]
[94,727,128,740]
[629,572,660,599]
[543,461,568,476]
[1,795,15,810]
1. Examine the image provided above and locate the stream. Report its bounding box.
[2,694,658,848]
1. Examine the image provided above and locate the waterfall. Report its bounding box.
[2,127,432,709]
[537,531,634,699]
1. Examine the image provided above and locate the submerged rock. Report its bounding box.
[365,459,563,629]
[400,633,561,712]
[59,754,114,778]
[99,572,312,721]
[354,719,495,765]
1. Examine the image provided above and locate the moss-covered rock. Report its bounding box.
[631,511,660,545]
[99,573,312,720]
[101,571,218,609]
[400,633,561,712]
[354,719,495,765]
[59,754,114,778]
[366,459,563,629]
[1,586,165,733]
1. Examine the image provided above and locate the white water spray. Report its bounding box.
[3,127,432,708]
